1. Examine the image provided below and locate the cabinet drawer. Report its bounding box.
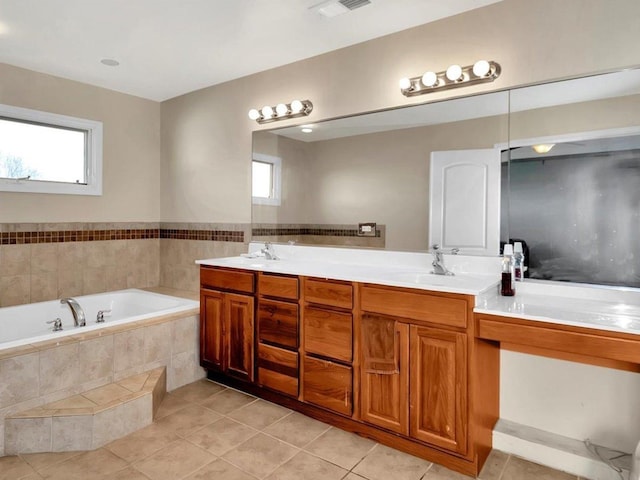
[361,285,467,329]
[304,307,352,363]
[258,299,299,349]
[201,267,255,294]
[259,273,299,300]
[258,344,299,397]
[303,355,352,416]
[304,278,353,309]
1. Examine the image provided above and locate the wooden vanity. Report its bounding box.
[199,265,500,477]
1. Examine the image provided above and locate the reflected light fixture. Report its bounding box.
[400,60,501,97]
[248,99,313,124]
[532,144,555,154]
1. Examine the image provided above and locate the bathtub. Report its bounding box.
[0,289,199,351]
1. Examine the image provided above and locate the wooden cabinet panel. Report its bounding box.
[258,299,299,349]
[410,325,467,455]
[259,273,299,300]
[361,321,409,435]
[303,355,353,416]
[361,285,467,329]
[201,267,255,294]
[224,293,255,382]
[200,290,225,371]
[304,278,353,309]
[304,307,352,363]
[258,343,299,397]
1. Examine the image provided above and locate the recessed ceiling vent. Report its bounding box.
[312,0,371,18]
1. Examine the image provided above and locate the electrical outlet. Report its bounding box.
[358,222,376,237]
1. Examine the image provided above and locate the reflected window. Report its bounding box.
[252,153,281,206]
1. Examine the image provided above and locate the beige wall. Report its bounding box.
[160,0,640,227]
[0,63,160,223]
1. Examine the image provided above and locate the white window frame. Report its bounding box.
[252,153,281,206]
[0,103,103,195]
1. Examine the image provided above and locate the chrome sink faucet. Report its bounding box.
[261,242,279,260]
[60,298,86,327]
[431,244,457,276]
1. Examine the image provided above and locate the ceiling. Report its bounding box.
[0,0,502,102]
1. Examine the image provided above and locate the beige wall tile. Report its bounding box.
[58,242,84,267]
[144,323,172,364]
[171,315,197,355]
[30,244,58,274]
[0,245,31,276]
[82,267,107,295]
[92,396,152,448]
[114,328,145,372]
[78,336,114,383]
[125,263,147,289]
[5,417,52,454]
[0,353,40,409]
[39,344,81,396]
[51,415,93,452]
[57,269,84,299]
[0,275,31,307]
[170,350,201,391]
[30,273,58,303]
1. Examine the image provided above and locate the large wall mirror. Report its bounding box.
[252,67,640,287]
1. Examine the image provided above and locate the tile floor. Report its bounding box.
[1,379,583,480]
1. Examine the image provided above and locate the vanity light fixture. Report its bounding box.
[532,144,555,154]
[400,60,501,97]
[248,99,313,124]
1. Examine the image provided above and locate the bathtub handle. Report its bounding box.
[47,318,63,331]
[96,310,112,323]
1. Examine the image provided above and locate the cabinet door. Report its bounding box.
[200,290,225,371]
[360,319,409,435]
[410,325,467,455]
[302,355,353,416]
[224,293,255,382]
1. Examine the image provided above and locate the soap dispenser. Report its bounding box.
[501,244,515,296]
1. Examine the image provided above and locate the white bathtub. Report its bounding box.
[0,289,199,351]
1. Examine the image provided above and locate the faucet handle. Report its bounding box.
[96,309,112,323]
[47,318,63,331]
[451,248,460,255]
[431,244,440,251]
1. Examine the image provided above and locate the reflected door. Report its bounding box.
[429,149,501,255]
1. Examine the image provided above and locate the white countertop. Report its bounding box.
[197,254,500,296]
[475,280,640,336]
[196,243,640,336]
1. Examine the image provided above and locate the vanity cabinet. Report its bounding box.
[199,265,497,477]
[200,267,255,382]
[256,273,300,397]
[359,285,469,456]
[301,278,354,416]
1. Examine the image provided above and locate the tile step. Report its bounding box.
[4,367,166,454]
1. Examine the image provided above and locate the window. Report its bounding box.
[252,153,281,206]
[0,103,103,195]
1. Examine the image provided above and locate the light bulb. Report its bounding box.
[472,60,491,78]
[275,103,288,116]
[532,144,555,154]
[248,109,260,120]
[261,105,273,118]
[301,128,313,133]
[421,71,438,87]
[290,100,303,114]
[446,64,463,82]
[399,77,412,90]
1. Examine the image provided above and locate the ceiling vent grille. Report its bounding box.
[339,0,371,10]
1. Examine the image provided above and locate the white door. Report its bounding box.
[429,149,501,256]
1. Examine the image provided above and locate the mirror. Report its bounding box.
[505,69,640,287]
[252,92,509,252]
[251,67,640,287]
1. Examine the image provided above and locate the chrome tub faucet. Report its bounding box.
[60,298,86,327]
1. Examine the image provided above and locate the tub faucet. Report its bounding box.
[261,242,279,260]
[430,244,455,276]
[60,298,86,327]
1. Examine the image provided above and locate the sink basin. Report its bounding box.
[385,271,449,285]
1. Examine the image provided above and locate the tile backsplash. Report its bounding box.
[0,222,249,306]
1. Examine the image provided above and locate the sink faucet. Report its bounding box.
[430,244,455,276]
[261,242,279,260]
[60,298,86,327]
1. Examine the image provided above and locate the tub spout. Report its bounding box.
[60,298,86,327]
